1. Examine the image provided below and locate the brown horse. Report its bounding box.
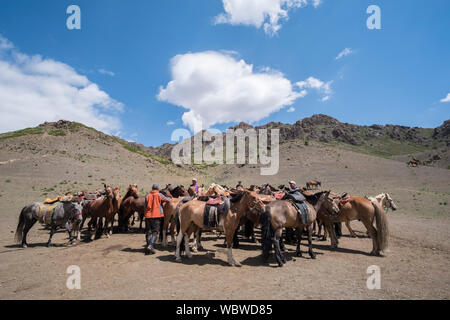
[160,192,184,247]
[326,196,389,256]
[261,191,339,267]
[175,190,265,266]
[78,185,116,240]
[102,187,121,236]
[306,180,321,190]
[118,185,145,232]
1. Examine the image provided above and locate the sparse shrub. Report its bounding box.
[5,179,11,183]
[48,129,66,136]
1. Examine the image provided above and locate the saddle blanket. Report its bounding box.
[203,196,229,228]
[289,200,310,225]
[38,203,59,225]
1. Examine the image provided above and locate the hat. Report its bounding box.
[192,178,197,182]
[289,181,296,185]
[152,184,159,190]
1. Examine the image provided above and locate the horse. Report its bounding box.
[260,191,339,267]
[15,199,83,247]
[118,188,146,232]
[102,187,121,236]
[78,185,116,240]
[344,193,397,238]
[164,184,189,198]
[326,196,389,256]
[175,190,265,266]
[306,180,321,190]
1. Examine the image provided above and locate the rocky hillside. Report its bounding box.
[140,114,450,168]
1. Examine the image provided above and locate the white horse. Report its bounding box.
[345,193,398,237]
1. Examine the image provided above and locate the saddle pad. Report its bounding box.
[289,200,310,225]
[203,205,219,228]
[206,197,223,205]
[38,203,59,225]
[182,196,195,203]
[274,192,284,200]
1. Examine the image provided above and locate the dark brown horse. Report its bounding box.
[261,191,339,267]
[118,185,145,232]
[78,185,116,240]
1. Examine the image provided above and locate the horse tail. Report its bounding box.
[15,207,26,243]
[261,206,272,261]
[373,201,389,253]
[175,202,185,253]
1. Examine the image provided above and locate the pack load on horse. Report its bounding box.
[15,197,83,247]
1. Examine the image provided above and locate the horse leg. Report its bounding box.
[162,215,169,247]
[225,228,239,266]
[345,221,357,237]
[139,212,144,232]
[327,221,338,249]
[361,217,379,255]
[22,219,36,248]
[184,230,192,259]
[175,230,184,262]
[65,221,75,245]
[273,228,285,267]
[295,228,302,257]
[307,225,316,259]
[195,230,204,251]
[170,217,177,246]
[47,226,57,247]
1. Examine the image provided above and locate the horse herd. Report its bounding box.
[14,182,397,267]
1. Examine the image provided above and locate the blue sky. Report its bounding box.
[0,0,449,146]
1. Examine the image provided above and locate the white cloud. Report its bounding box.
[287,106,295,112]
[98,68,115,76]
[0,35,123,134]
[166,120,175,125]
[312,0,322,8]
[440,93,450,103]
[335,47,353,60]
[214,0,314,36]
[157,51,306,132]
[296,76,332,101]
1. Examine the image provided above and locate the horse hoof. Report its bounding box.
[175,256,182,262]
[187,254,193,259]
[310,253,316,259]
[22,244,27,248]
[296,251,302,257]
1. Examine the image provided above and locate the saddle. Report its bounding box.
[283,192,310,225]
[273,192,284,200]
[38,203,59,225]
[203,196,230,228]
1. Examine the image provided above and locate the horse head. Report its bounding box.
[384,193,397,211]
[319,191,340,215]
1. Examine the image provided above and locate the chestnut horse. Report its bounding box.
[344,193,397,238]
[175,190,265,266]
[78,185,116,240]
[117,185,145,232]
[327,196,389,256]
[306,180,321,190]
[261,191,339,267]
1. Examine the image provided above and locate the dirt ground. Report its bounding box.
[0,133,449,300]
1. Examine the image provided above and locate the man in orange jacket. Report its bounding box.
[144,184,171,255]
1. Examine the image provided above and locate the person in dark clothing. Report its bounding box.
[144,184,171,255]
